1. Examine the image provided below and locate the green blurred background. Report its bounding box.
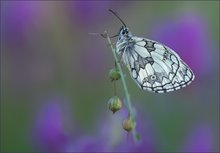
[1,1,219,152]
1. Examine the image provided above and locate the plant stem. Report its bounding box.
[113,81,117,96]
[105,32,138,143]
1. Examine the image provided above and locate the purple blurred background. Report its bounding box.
[1,1,219,152]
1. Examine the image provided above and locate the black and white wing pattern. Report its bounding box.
[123,36,195,93]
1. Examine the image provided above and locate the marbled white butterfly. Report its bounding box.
[109,9,195,93]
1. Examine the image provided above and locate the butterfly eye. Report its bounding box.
[122,30,128,35]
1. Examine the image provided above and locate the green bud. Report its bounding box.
[122,117,136,132]
[109,68,121,81]
[108,96,122,114]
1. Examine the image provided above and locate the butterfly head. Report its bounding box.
[108,10,132,40]
[118,26,132,41]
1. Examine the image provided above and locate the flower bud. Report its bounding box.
[108,96,122,114]
[122,117,136,132]
[109,68,121,81]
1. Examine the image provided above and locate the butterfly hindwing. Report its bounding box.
[125,37,195,93]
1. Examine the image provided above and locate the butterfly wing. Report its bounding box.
[124,36,195,93]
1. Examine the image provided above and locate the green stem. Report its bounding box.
[106,32,138,143]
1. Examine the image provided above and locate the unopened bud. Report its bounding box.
[108,96,122,114]
[109,68,121,81]
[122,117,136,132]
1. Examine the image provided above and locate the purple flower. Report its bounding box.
[65,137,109,152]
[98,107,156,152]
[31,99,216,152]
[32,95,71,152]
[181,123,214,152]
[2,1,45,47]
[117,110,156,152]
[151,12,212,78]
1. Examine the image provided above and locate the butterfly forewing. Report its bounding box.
[122,37,195,93]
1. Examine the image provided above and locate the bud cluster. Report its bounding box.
[109,67,121,81]
[108,96,122,114]
[122,116,136,132]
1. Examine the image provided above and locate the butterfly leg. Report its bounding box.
[107,42,116,47]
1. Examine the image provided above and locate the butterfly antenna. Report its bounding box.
[109,9,127,27]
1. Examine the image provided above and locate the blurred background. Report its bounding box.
[1,1,219,152]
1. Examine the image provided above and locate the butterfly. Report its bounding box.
[109,9,195,93]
